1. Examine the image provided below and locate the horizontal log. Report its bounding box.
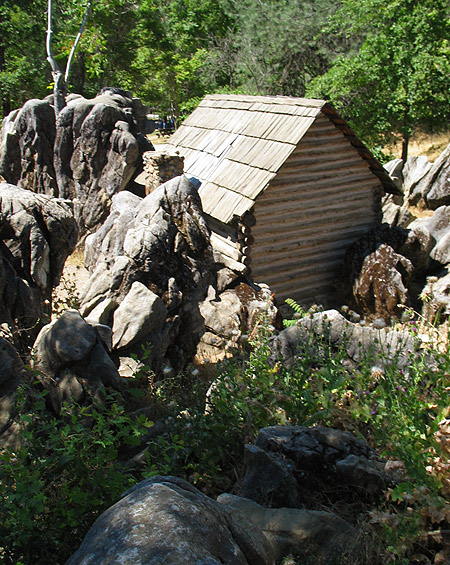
[210,232,242,262]
[212,249,249,275]
[237,245,251,255]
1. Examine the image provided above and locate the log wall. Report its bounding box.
[250,115,383,305]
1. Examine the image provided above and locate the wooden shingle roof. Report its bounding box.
[166,94,397,224]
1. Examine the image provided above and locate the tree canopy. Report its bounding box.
[2,0,449,155]
[307,0,450,159]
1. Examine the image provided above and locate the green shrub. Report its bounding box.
[3,306,450,563]
[0,384,153,564]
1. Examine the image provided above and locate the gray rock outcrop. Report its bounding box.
[218,493,358,563]
[66,475,276,565]
[271,309,417,370]
[0,89,154,235]
[0,100,57,195]
[0,336,28,448]
[238,425,390,508]
[198,281,279,362]
[411,142,450,209]
[335,224,429,321]
[32,310,121,414]
[80,175,214,374]
[0,182,78,347]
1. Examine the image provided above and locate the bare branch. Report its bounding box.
[46,0,60,74]
[65,0,93,85]
[46,0,67,115]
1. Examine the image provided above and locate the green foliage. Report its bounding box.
[52,273,81,317]
[0,384,153,564]
[4,309,450,562]
[0,0,48,115]
[222,0,338,97]
[307,0,450,158]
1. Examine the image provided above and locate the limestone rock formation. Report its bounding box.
[218,493,358,563]
[411,142,450,209]
[198,281,279,362]
[0,182,78,347]
[66,475,276,565]
[353,243,413,322]
[336,224,428,321]
[80,175,214,373]
[56,89,154,233]
[0,336,28,448]
[0,100,57,195]
[0,89,154,235]
[32,310,121,414]
[238,425,390,509]
[271,309,416,370]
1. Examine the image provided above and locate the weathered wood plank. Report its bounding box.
[210,232,242,261]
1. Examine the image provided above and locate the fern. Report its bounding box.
[283,298,306,327]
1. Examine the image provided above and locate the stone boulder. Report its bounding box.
[238,426,392,510]
[336,224,429,321]
[32,310,121,414]
[353,243,413,322]
[420,273,450,324]
[56,88,154,233]
[218,493,358,563]
[80,175,215,374]
[198,281,279,362]
[0,183,78,347]
[270,309,417,370]
[0,335,28,448]
[411,142,450,209]
[0,89,154,235]
[0,99,57,195]
[419,205,450,265]
[382,156,432,229]
[66,475,276,565]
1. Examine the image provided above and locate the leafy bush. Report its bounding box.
[3,305,450,563]
[0,384,153,564]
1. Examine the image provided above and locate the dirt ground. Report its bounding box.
[384,129,450,161]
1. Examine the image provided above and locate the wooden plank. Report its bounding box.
[198,182,254,223]
[226,136,296,172]
[209,159,275,200]
[210,189,256,224]
[256,181,376,207]
[251,228,373,258]
[210,232,242,261]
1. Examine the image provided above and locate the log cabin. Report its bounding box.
[166,94,397,305]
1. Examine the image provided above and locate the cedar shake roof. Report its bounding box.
[166,94,397,224]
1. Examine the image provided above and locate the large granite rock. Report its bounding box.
[66,475,276,565]
[352,243,413,322]
[0,336,28,448]
[0,183,78,347]
[0,99,57,195]
[198,281,279,362]
[56,88,153,233]
[238,426,390,508]
[336,224,429,321]
[218,493,358,563]
[0,89,154,235]
[411,142,450,209]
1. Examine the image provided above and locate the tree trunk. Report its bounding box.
[401,130,410,162]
